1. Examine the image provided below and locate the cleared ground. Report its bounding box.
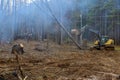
[0,40,120,80]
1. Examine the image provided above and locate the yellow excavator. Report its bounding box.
[93,36,114,50]
[89,29,115,50]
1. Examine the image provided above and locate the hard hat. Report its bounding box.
[20,43,24,48]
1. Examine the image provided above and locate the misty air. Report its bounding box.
[0,0,120,80]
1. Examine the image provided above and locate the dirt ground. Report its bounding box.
[0,40,120,80]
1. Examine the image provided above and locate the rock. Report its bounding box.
[0,75,5,80]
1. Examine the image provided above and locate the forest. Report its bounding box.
[1,0,120,80]
[0,0,120,45]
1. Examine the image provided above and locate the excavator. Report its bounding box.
[89,29,115,50]
[71,25,115,50]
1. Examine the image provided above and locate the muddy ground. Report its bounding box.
[0,40,120,80]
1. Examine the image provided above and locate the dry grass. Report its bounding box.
[0,40,120,80]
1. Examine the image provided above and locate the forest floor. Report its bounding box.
[0,39,120,80]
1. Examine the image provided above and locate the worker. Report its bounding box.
[11,43,24,55]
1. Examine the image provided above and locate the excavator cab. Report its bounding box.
[101,36,109,45]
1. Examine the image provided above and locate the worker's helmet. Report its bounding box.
[19,43,24,48]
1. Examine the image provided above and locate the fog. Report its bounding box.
[0,0,97,42]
